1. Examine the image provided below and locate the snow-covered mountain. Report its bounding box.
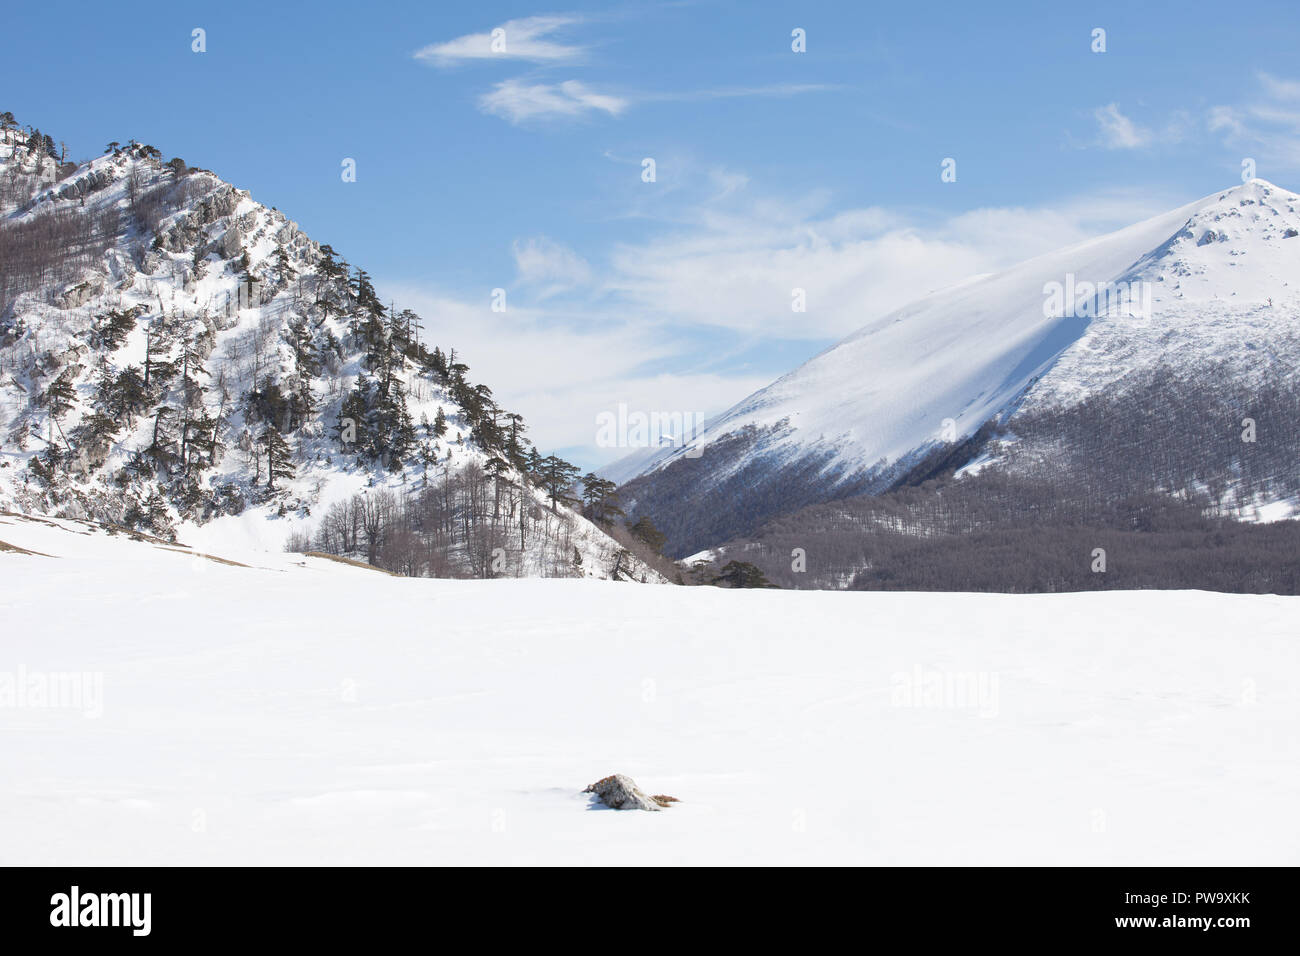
[0,122,664,582]
[615,180,1300,556]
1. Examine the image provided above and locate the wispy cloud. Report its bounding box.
[1086,73,1300,171]
[376,281,773,461]
[513,236,593,298]
[1093,103,1151,149]
[478,79,835,126]
[602,189,1172,340]
[1256,72,1300,102]
[479,79,627,124]
[382,175,1177,464]
[1209,72,1300,170]
[417,18,838,127]
[414,15,586,66]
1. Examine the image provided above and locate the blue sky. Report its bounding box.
[5,0,1300,466]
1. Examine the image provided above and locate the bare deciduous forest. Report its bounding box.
[680,363,1300,593]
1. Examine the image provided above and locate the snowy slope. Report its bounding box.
[618,181,1300,480]
[2,513,1296,865]
[0,126,658,580]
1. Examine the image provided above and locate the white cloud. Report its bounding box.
[376,282,770,460]
[414,16,586,66]
[513,236,593,298]
[1208,105,1246,138]
[479,79,628,124]
[599,182,1173,341]
[1256,72,1300,101]
[1093,103,1151,149]
[380,180,1176,466]
[1208,73,1300,170]
[476,80,835,128]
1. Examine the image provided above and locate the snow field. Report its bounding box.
[2,515,1296,865]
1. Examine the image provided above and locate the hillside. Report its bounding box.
[0,119,664,582]
[615,180,1300,557]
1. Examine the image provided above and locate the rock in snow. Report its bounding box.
[584,774,677,811]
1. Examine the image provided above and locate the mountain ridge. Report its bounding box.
[0,118,665,582]
[614,179,1300,557]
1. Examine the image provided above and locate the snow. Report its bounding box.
[1247,498,1300,523]
[0,138,654,580]
[681,548,718,565]
[598,441,680,486]
[3,513,1296,865]
[614,180,1300,505]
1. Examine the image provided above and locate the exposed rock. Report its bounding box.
[54,277,104,310]
[583,774,676,811]
[53,168,113,202]
[218,225,242,259]
[106,249,135,286]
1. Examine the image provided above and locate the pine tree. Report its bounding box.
[580,474,623,524]
[525,447,544,484]
[419,441,437,484]
[711,560,776,589]
[429,346,448,381]
[42,371,77,421]
[72,411,119,453]
[338,379,371,454]
[176,331,209,473]
[185,411,221,471]
[503,412,528,471]
[145,406,178,472]
[351,268,381,314]
[260,426,295,490]
[402,308,423,348]
[538,455,580,513]
[432,406,448,439]
[273,245,296,282]
[95,308,138,351]
[628,516,667,555]
[98,365,148,426]
[142,321,175,395]
[144,490,175,538]
[317,244,347,282]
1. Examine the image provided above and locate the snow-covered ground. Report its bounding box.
[2,513,1296,865]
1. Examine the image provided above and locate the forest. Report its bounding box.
[683,361,1300,593]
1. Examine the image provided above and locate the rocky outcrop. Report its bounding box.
[217,225,242,259]
[156,181,239,254]
[52,168,113,202]
[54,277,104,310]
[583,774,677,811]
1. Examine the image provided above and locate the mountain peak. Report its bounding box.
[616,181,1300,556]
[0,120,665,581]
